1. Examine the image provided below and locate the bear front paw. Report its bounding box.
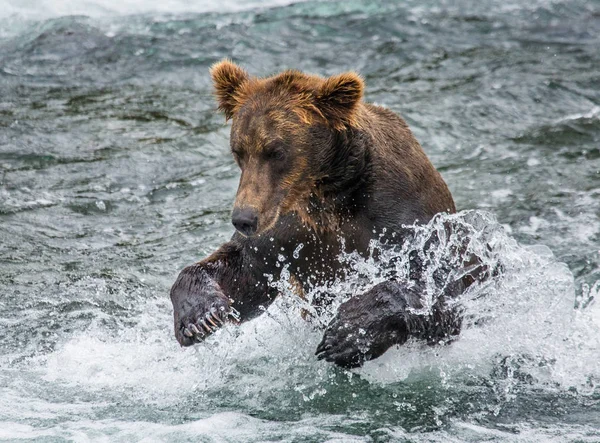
[315,283,410,368]
[170,264,240,346]
[315,320,375,368]
[315,317,407,368]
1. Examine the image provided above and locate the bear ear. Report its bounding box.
[210,59,250,120]
[316,72,364,129]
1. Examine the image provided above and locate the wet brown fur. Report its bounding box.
[210,59,454,236]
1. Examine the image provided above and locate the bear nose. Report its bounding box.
[232,207,259,236]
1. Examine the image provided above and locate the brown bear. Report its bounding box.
[169,60,481,368]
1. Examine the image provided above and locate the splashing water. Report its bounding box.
[266,212,600,394]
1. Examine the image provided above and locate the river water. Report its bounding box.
[1,0,599,441]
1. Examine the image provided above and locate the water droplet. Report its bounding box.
[293,243,304,259]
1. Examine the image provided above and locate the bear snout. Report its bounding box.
[232,207,259,236]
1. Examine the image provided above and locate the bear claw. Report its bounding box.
[315,341,332,355]
[199,319,213,333]
[188,324,202,336]
[179,307,242,345]
[209,308,224,325]
[228,307,241,323]
[205,315,219,329]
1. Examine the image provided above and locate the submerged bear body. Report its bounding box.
[169,60,480,368]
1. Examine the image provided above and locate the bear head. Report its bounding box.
[210,59,365,237]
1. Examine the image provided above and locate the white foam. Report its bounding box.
[0,412,375,441]
[382,420,600,442]
[559,106,600,123]
[37,292,325,409]
[0,0,309,21]
[0,188,62,213]
[41,298,200,405]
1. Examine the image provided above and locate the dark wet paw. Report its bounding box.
[170,264,240,346]
[314,283,410,368]
[315,320,372,368]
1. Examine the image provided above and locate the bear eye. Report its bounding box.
[265,148,286,161]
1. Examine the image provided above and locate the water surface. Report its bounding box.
[1,0,600,441]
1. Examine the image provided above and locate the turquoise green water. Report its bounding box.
[1,0,599,441]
